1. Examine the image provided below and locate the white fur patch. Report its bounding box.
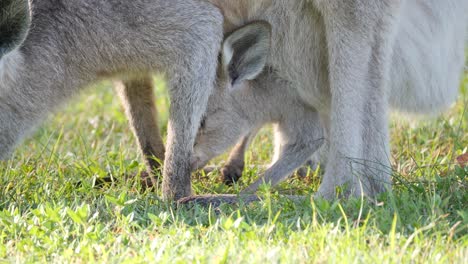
[0,49,24,94]
[222,42,234,70]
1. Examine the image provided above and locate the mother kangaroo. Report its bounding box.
[0,0,223,200]
[187,0,467,199]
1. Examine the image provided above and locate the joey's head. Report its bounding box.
[191,21,272,171]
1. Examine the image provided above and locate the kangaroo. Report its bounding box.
[0,0,223,200]
[191,22,326,192]
[187,0,467,200]
[208,128,325,185]
[201,124,325,185]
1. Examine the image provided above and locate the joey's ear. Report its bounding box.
[222,21,271,87]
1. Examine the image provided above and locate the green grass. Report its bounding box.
[0,74,467,263]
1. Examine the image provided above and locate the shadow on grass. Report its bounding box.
[0,159,466,242]
[94,163,467,240]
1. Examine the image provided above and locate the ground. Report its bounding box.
[0,74,466,263]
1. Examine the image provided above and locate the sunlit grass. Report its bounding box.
[0,74,466,263]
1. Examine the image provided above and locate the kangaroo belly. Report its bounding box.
[389,0,466,114]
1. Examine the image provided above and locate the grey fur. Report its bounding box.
[217,127,326,185]
[114,76,165,178]
[222,22,271,86]
[193,0,467,199]
[192,23,325,194]
[219,130,258,185]
[0,0,223,200]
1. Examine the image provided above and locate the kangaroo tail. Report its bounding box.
[0,0,31,58]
